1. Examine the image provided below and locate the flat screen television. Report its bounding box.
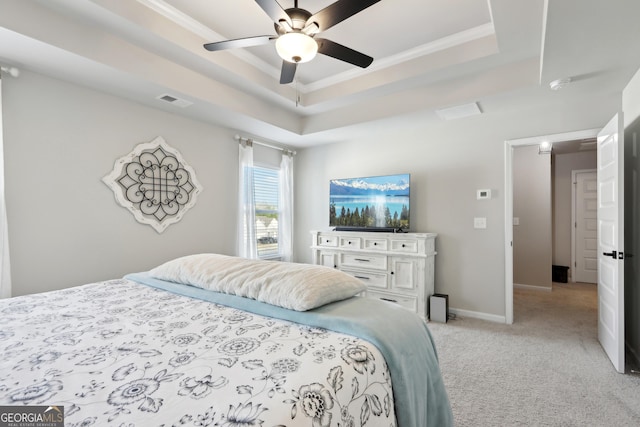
[329,173,410,231]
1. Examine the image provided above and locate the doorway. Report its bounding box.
[504,128,600,324]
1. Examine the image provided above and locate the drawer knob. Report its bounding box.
[390,271,394,275]
[373,242,377,246]
[348,241,352,245]
[402,244,406,248]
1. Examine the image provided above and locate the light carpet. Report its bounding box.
[427,283,640,426]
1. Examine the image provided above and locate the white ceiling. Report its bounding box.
[1,0,640,148]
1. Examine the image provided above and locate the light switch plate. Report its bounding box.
[513,217,520,226]
[474,217,487,229]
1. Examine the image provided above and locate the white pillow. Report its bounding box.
[149,253,366,311]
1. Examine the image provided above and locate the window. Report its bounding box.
[237,140,292,261]
[253,165,280,259]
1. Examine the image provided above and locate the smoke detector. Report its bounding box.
[549,77,571,91]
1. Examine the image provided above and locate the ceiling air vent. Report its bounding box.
[436,102,482,121]
[156,93,193,108]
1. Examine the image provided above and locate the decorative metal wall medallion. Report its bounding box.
[102,136,202,233]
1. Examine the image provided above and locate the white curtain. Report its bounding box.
[237,139,258,259]
[0,77,12,298]
[278,151,294,262]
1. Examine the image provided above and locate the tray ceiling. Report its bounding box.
[1,0,639,147]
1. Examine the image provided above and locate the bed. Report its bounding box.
[0,254,452,426]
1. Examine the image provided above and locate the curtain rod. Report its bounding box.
[0,66,20,78]
[234,134,296,155]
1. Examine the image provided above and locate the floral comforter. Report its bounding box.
[0,279,396,426]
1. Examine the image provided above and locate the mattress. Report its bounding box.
[0,254,452,426]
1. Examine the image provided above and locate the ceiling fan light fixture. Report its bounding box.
[275,32,318,63]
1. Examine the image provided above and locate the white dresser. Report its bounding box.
[311,230,437,320]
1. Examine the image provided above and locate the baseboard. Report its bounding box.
[449,283,551,323]
[514,283,552,292]
[449,307,506,324]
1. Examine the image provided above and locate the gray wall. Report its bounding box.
[513,145,552,289]
[552,150,597,274]
[2,67,628,321]
[3,71,238,296]
[294,93,619,319]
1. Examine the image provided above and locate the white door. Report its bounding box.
[574,171,598,283]
[597,113,625,373]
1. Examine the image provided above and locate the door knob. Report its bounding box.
[603,250,617,258]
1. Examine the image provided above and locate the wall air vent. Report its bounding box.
[156,93,193,108]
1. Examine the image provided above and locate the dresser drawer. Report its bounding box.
[341,253,387,270]
[339,236,361,249]
[317,251,338,269]
[363,238,388,251]
[342,269,388,289]
[317,235,338,247]
[390,239,418,253]
[366,290,418,313]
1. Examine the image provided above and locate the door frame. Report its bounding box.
[571,169,597,284]
[504,128,600,324]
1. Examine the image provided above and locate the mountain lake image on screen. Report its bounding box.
[329,173,410,230]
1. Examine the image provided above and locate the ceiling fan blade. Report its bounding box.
[316,38,373,68]
[280,61,297,84]
[204,35,275,51]
[255,0,292,26]
[306,0,381,32]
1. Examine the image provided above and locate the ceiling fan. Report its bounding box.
[204,0,381,84]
